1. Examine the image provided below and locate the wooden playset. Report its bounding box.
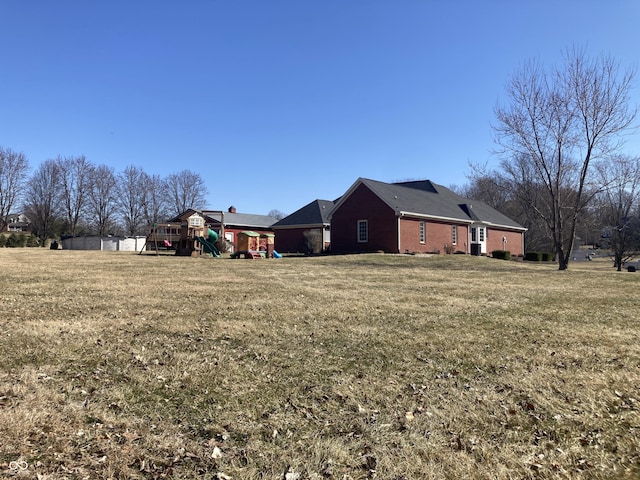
[231,231,275,259]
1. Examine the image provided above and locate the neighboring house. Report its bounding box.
[203,206,277,252]
[271,199,334,253]
[162,207,277,253]
[2,212,31,233]
[329,178,526,256]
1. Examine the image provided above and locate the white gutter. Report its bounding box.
[399,211,527,232]
[399,211,474,225]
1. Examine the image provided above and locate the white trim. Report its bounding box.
[399,211,527,232]
[399,211,473,224]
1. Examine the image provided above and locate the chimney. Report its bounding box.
[228,206,237,213]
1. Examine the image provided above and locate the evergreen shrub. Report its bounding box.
[492,250,511,260]
[525,252,543,261]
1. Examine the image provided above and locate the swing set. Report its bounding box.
[138,223,176,255]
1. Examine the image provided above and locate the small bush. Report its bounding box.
[26,234,40,247]
[6,233,24,247]
[542,252,553,261]
[492,250,511,260]
[525,252,542,262]
[215,238,233,254]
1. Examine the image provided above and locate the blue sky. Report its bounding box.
[1,1,639,216]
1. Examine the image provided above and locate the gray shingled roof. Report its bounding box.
[272,199,334,228]
[168,210,278,229]
[354,178,525,230]
[206,211,278,229]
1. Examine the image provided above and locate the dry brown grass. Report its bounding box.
[0,249,639,479]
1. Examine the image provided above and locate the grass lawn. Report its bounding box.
[0,249,638,479]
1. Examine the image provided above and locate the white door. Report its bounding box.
[470,225,487,254]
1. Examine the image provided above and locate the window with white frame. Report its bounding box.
[357,220,368,243]
[419,222,426,244]
[452,225,457,245]
[189,215,204,227]
[479,226,485,242]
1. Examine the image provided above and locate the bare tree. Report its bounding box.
[117,165,146,236]
[268,209,286,220]
[141,172,169,229]
[494,47,637,269]
[56,155,92,236]
[23,159,62,244]
[465,165,554,253]
[0,147,29,231]
[594,155,640,270]
[87,164,120,236]
[165,170,208,216]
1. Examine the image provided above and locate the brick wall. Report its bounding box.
[486,229,524,256]
[331,184,398,253]
[399,218,466,254]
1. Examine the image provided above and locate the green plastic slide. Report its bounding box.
[195,228,221,257]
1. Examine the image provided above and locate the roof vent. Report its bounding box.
[228,206,237,213]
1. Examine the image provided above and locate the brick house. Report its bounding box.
[203,207,277,252]
[329,178,526,256]
[271,199,334,254]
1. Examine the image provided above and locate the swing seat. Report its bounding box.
[163,239,172,247]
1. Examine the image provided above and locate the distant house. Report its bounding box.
[272,199,334,253]
[203,206,277,252]
[329,178,526,256]
[2,212,31,233]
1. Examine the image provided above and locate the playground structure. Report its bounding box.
[141,211,280,259]
[231,231,276,259]
[174,213,221,257]
[142,213,220,257]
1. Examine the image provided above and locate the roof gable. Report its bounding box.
[272,199,334,228]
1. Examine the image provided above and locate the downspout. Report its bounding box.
[397,214,401,253]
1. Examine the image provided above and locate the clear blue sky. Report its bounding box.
[1,1,639,216]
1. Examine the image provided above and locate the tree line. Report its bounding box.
[0,152,208,242]
[463,47,639,270]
